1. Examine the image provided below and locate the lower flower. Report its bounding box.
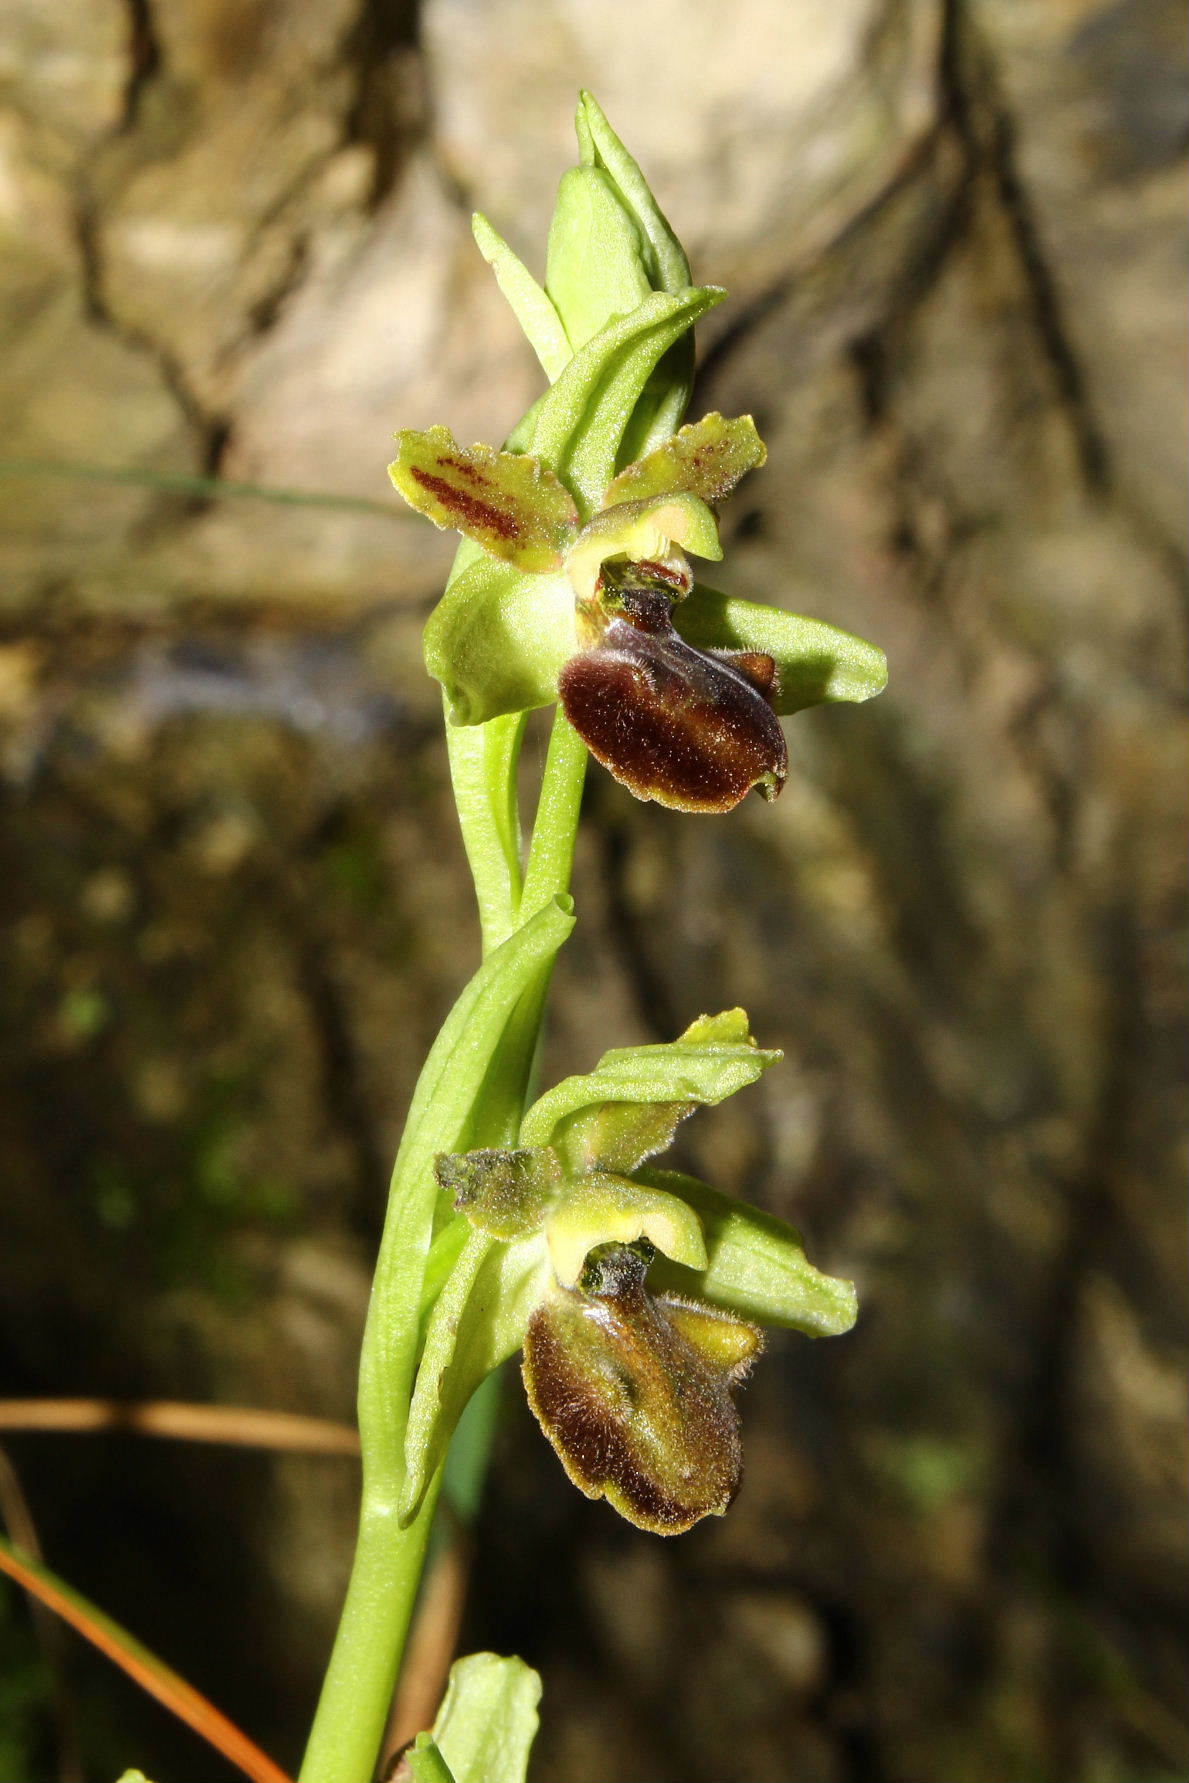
[396,1014,858,1538]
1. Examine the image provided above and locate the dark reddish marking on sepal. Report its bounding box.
[438,454,490,485]
[408,466,521,542]
[560,577,787,812]
[522,1246,760,1535]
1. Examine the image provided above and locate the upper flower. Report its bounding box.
[390,412,795,810]
[386,91,886,811]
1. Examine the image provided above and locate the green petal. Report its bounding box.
[423,555,575,725]
[641,1168,859,1338]
[675,585,889,716]
[472,212,572,382]
[431,1653,542,1783]
[437,1147,708,1279]
[401,1227,549,1524]
[550,1100,685,1176]
[545,166,653,354]
[389,426,578,571]
[565,491,721,605]
[604,413,766,511]
[544,1171,708,1285]
[521,1008,781,1168]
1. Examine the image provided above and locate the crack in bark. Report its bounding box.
[589,783,680,1043]
[74,1,408,473]
[847,0,1112,495]
[72,185,232,503]
[976,892,1169,1772]
[245,233,311,339]
[340,0,425,212]
[119,0,162,132]
[942,0,1113,495]
[695,112,951,397]
[1005,674,1080,872]
[701,0,1113,507]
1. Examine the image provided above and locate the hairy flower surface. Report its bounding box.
[560,563,788,811]
[523,1245,761,1534]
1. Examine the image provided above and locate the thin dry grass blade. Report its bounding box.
[0,1535,293,1783]
[0,1400,359,1455]
[0,1445,85,1783]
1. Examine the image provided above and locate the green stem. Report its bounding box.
[520,711,588,920]
[475,712,588,1141]
[299,707,587,1783]
[298,1475,441,1783]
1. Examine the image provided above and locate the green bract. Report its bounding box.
[399,1653,542,1783]
[398,1011,857,1530]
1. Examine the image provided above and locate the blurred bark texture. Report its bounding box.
[0,1,1185,1779]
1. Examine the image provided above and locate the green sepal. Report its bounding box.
[517,287,726,514]
[430,1652,542,1783]
[521,1008,781,1166]
[472,212,571,382]
[545,166,652,353]
[389,427,578,572]
[604,413,767,511]
[642,1168,859,1337]
[674,586,889,716]
[423,556,575,726]
[545,1170,707,1286]
[401,1228,549,1524]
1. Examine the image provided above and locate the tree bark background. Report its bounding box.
[0,2,1184,1779]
